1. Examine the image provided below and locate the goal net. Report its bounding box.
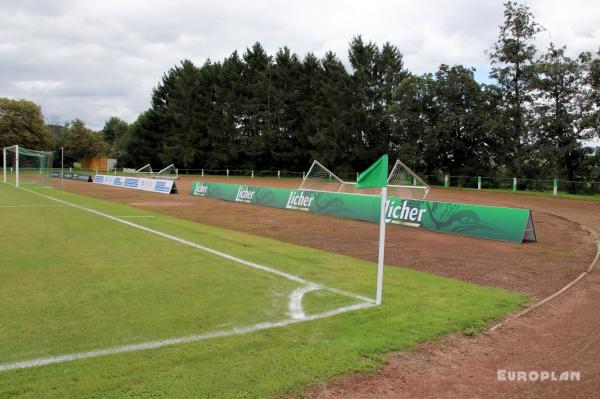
[3,145,54,188]
[299,159,429,199]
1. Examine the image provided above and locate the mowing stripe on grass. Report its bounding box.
[20,187,373,305]
[21,187,373,304]
[0,302,374,372]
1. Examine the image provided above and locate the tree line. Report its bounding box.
[118,1,599,181]
[1,1,598,183]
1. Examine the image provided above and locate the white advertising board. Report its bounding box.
[93,175,177,194]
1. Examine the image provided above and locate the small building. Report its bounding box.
[81,155,117,172]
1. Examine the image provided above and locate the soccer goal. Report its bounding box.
[153,164,179,180]
[135,164,154,175]
[299,160,346,192]
[386,159,429,199]
[2,145,54,188]
[300,159,429,199]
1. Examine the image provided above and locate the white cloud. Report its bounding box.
[14,80,64,92]
[0,0,598,130]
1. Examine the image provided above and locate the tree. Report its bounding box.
[389,74,438,175]
[120,110,164,168]
[155,60,208,168]
[488,1,543,177]
[213,51,244,168]
[348,36,381,167]
[532,45,600,182]
[578,49,600,139]
[239,43,273,169]
[309,51,354,171]
[269,47,306,170]
[102,117,129,145]
[431,65,491,175]
[61,119,109,165]
[0,98,54,150]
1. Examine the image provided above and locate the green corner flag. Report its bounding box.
[356,154,388,189]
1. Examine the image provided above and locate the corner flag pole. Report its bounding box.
[376,186,387,305]
[356,154,388,305]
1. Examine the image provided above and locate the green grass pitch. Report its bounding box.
[0,184,524,398]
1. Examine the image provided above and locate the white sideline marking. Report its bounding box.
[289,284,322,319]
[26,186,55,190]
[114,215,155,218]
[0,204,63,208]
[20,187,373,305]
[0,302,374,372]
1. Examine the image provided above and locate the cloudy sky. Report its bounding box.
[1,0,599,130]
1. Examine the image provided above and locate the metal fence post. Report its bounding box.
[444,175,449,188]
[512,177,517,192]
[201,169,204,177]
[251,170,254,179]
[553,179,558,196]
[278,170,280,179]
[477,176,481,190]
[227,169,229,177]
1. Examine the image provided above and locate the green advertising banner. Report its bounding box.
[191,182,536,244]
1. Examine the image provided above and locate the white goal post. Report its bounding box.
[2,145,54,188]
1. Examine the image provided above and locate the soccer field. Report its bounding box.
[0,184,524,398]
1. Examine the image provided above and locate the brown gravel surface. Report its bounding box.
[52,176,599,398]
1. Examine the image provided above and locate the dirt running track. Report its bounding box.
[52,176,599,398]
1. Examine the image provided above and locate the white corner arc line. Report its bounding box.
[289,284,322,319]
[21,187,373,305]
[0,302,374,373]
